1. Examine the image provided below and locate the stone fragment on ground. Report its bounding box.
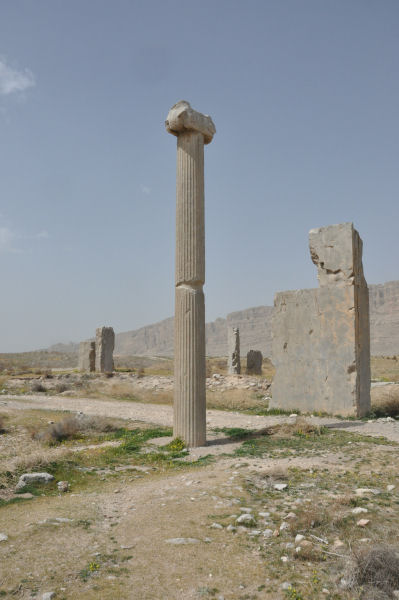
[0,533,8,542]
[16,472,54,491]
[165,538,200,544]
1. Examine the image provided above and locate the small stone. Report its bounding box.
[239,507,253,513]
[357,519,370,527]
[272,529,280,537]
[355,488,380,496]
[236,514,255,525]
[274,483,288,491]
[280,522,289,531]
[0,533,8,542]
[263,529,273,538]
[247,529,261,536]
[204,537,212,543]
[387,484,395,492]
[295,547,301,553]
[42,593,55,600]
[259,512,270,518]
[281,582,291,590]
[226,525,237,533]
[295,534,305,544]
[289,414,297,418]
[280,555,288,562]
[352,507,368,514]
[210,523,223,530]
[333,539,345,548]
[286,512,296,519]
[322,589,330,595]
[392,591,399,599]
[57,481,69,493]
[165,538,200,544]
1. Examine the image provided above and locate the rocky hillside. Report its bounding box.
[50,280,399,358]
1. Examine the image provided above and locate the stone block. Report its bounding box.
[246,350,262,375]
[78,340,95,372]
[95,326,115,373]
[271,222,370,417]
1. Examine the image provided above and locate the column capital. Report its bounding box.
[165,100,216,144]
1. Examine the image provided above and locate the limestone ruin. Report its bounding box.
[271,222,371,417]
[95,326,115,373]
[78,340,95,372]
[166,100,216,447]
[246,350,263,375]
[228,328,241,374]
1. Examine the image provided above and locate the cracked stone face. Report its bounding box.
[271,222,370,417]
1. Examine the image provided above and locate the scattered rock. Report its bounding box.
[239,507,253,513]
[281,582,291,590]
[274,483,288,491]
[295,534,305,544]
[352,507,368,514]
[355,488,380,496]
[280,522,290,531]
[16,472,54,491]
[42,593,55,600]
[236,514,255,525]
[165,538,200,545]
[226,525,237,533]
[285,512,296,519]
[333,539,345,549]
[357,519,370,527]
[57,481,69,493]
[387,484,396,492]
[259,511,270,518]
[263,529,273,538]
[210,523,223,530]
[281,555,288,562]
[0,533,8,542]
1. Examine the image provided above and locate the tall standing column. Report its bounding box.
[165,100,216,447]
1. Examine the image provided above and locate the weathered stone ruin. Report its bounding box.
[78,340,95,372]
[228,328,241,374]
[246,350,263,375]
[271,222,371,417]
[166,100,216,447]
[95,326,115,373]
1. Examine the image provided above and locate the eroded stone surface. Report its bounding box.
[78,340,95,372]
[95,327,115,373]
[246,350,262,375]
[228,328,241,374]
[271,222,370,417]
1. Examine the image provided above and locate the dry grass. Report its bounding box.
[31,415,120,445]
[0,414,7,434]
[262,417,323,438]
[207,388,265,411]
[350,546,399,597]
[371,384,399,417]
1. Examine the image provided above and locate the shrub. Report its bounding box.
[31,382,47,393]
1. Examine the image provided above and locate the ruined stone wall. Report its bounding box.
[95,327,115,373]
[271,223,370,417]
[78,340,95,372]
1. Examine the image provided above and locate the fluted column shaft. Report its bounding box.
[165,100,215,448]
[174,132,206,447]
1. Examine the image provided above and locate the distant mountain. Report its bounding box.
[49,280,399,358]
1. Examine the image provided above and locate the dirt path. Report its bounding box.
[2,393,399,443]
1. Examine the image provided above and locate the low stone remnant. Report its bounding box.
[271,222,371,417]
[16,472,54,491]
[95,326,115,373]
[78,340,95,372]
[228,327,241,374]
[246,350,262,375]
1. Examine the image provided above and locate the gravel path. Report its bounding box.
[2,393,399,443]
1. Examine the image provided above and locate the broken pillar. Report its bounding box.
[246,349,263,375]
[78,340,95,372]
[228,327,241,374]
[165,100,216,447]
[271,222,370,417]
[95,326,115,373]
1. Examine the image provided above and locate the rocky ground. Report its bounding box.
[1,372,399,599]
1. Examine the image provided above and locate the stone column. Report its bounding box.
[165,101,216,447]
[228,328,241,374]
[246,350,263,375]
[95,326,115,373]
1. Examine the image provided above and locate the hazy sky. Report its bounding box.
[1,1,398,352]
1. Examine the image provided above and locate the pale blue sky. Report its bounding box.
[0,1,398,352]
